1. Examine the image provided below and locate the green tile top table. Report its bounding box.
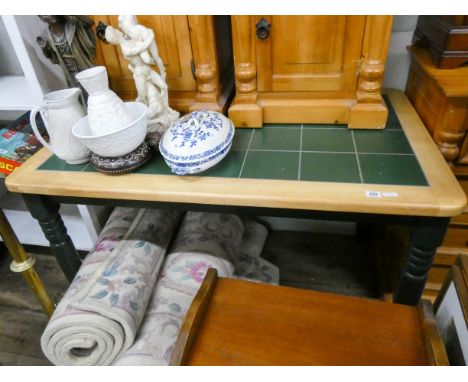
[5,90,467,306]
[37,94,427,187]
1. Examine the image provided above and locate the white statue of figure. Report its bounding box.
[101,15,179,140]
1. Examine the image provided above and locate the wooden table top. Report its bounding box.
[176,273,434,366]
[5,90,466,217]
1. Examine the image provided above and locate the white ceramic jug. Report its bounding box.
[30,88,91,164]
[75,66,133,136]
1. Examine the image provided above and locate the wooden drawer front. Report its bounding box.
[406,61,445,136]
[459,177,468,195]
[256,16,365,92]
[94,15,197,97]
[458,132,468,165]
[452,211,468,226]
[423,265,451,303]
[425,266,451,292]
[451,177,468,224]
[441,225,468,250]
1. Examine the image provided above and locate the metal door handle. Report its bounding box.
[256,17,271,40]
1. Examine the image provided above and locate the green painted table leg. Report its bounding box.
[393,217,450,306]
[23,194,81,282]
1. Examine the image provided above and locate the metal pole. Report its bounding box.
[0,208,55,317]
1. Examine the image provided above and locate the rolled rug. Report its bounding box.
[41,207,183,366]
[114,212,243,365]
[166,211,245,267]
[235,218,280,285]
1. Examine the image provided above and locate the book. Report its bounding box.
[0,111,47,176]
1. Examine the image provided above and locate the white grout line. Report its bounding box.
[238,129,255,178]
[351,130,364,184]
[302,150,354,154]
[298,124,303,180]
[264,125,405,132]
[301,126,348,130]
[249,149,298,152]
[81,162,91,171]
[230,148,416,156]
[261,125,302,129]
[359,152,414,156]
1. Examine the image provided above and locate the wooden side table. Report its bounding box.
[171,269,448,366]
[406,45,468,165]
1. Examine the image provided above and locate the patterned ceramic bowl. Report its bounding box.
[159,110,234,175]
[72,102,147,157]
[163,142,232,175]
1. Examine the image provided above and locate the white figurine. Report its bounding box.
[103,15,179,140]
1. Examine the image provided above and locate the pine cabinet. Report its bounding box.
[92,16,234,113]
[229,16,393,128]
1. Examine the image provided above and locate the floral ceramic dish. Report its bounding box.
[159,110,234,175]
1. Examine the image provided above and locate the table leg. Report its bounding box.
[393,217,450,306]
[23,195,81,282]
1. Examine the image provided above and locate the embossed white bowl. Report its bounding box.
[72,102,147,157]
[159,110,234,174]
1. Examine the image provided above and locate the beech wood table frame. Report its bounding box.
[5,90,467,306]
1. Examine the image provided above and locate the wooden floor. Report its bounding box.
[0,248,68,366]
[0,229,378,366]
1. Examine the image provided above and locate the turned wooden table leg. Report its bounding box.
[393,217,450,306]
[433,99,467,163]
[0,208,55,317]
[23,194,81,282]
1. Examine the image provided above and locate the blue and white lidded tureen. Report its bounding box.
[159,110,235,175]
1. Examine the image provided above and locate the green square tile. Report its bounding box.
[359,154,428,186]
[241,151,299,180]
[301,153,361,183]
[203,150,246,178]
[383,95,402,130]
[231,129,253,150]
[263,123,301,129]
[135,155,173,175]
[250,128,300,151]
[38,154,89,171]
[353,130,413,154]
[302,129,355,152]
[303,124,348,129]
[82,162,98,172]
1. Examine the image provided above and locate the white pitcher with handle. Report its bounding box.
[30,88,91,164]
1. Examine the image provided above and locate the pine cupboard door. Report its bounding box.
[93,16,197,107]
[256,16,366,93]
